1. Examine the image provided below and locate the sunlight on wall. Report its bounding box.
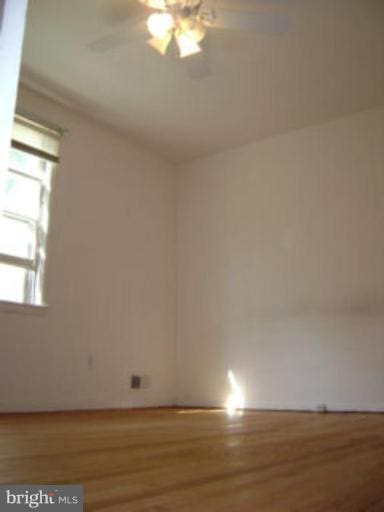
[225,370,245,417]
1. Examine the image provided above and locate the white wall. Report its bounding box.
[0,0,28,176]
[177,106,384,412]
[2,87,384,414]
[0,86,177,412]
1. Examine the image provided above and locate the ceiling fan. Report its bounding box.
[143,0,214,58]
[89,0,289,58]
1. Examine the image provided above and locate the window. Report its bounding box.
[0,115,61,305]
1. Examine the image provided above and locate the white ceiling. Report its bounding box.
[21,0,384,163]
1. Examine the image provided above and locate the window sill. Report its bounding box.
[0,300,48,316]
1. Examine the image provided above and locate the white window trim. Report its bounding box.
[0,299,48,315]
[0,113,61,310]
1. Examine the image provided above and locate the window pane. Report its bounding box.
[3,171,41,220]
[8,148,46,179]
[0,263,29,303]
[0,115,58,306]
[0,216,36,259]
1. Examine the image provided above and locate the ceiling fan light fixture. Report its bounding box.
[147,12,174,39]
[147,32,172,55]
[176,31,202,58]
[185,26,206,44]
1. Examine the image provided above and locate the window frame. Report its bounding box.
[0,114,61,308]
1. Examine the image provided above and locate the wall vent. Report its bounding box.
[131,375,141,389]
[130,375,150,389]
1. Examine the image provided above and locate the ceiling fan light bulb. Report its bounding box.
[187,25,206,44]
[176,32,202,58]
[178,19,206,43]
[147,12,174,39]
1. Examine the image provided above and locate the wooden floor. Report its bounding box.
[0,409,384,511]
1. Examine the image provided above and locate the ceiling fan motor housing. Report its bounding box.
[168,1,203,18]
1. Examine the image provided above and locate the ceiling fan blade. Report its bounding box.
[202,0,291,13]
[88,29,129,52]
[101,0,149,25]
[88,19,147,53]
[211,8,289,34]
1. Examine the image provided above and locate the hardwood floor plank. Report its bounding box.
[0,409,383,511]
